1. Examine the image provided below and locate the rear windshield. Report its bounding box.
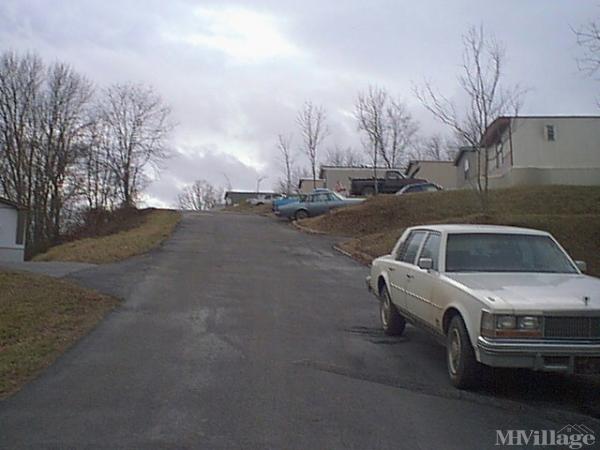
[445,233,577,273]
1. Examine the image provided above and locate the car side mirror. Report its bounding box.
[575,260,587,273]
[418,257,433,270]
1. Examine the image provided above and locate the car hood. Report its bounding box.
[444,272,600,312]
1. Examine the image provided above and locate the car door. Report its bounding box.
[307,193,329,216]
[404,231,442,327]
[387,230,427,313]
[325,193,346,211]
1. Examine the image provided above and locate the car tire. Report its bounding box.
[446,315,480,389]
[379,285,406,336]
[362,186,375,197]
[294,209,309,220]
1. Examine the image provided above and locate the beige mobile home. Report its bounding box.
[478,116,600,188]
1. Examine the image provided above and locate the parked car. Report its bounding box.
[272,194,307,212]
[349,170,427,196]
[395,183,442,195]
[366,224,600,389]
[248,193,282,206]
[276,189,364,220]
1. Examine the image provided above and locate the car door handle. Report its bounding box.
[406,274,414,279]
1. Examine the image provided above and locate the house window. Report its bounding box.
[545,125,556,142]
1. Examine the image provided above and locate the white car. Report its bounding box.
[366,224,600,389]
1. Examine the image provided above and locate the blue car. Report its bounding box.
[276,189,364,220]
[272,194,307,212]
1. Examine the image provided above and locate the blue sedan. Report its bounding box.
[272,194,306,212]
[276,190,364,220]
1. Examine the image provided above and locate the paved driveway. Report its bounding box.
[0,212,598,449]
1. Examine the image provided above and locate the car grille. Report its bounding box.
[544,317,600,339]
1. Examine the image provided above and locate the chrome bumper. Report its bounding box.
[477,337,600,373]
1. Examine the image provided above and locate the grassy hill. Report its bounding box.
[34,209,181,264]
[302,186,600,277]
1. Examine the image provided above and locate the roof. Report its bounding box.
[0,197,23,209]
[408,224,549,235]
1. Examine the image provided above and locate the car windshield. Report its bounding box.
[445,233,578,273]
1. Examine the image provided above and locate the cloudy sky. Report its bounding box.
[1,1,598,206]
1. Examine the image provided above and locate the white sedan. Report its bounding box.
[366,224,600,389]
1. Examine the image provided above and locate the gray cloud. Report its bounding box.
[1,0,598,205]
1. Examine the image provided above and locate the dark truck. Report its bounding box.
[350,170,427,196]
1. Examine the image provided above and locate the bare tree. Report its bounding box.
[384,98,419,167]
[355,86,386,194]
[323,144,364,166]
[575,15,600,78]
[37,62,94,241]
[297,101,327,189]
[99,83,173,207]
[413,133,455,161]
[414,25,525,198]
[0,51,43,210]
[177,179,222,211]
[277,133,294,194]
[355,86,418,193]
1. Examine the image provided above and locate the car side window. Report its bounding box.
[397,231,426,264]
[419,232,441,270]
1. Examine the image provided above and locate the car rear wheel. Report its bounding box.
[447,315,480,389]
[379,285,406,336]
[362,186,375,197]
[294,209,309,220]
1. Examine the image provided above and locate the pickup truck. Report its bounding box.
[349,170,426,196]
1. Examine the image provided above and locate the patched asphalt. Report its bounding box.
[1,211,598,449]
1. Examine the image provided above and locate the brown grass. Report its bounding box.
[301,186,600,277]
[0,271,119,399]
[33,209,181,264]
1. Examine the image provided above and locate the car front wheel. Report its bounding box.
[446,315,480,389]
[294,209,309,220]
[379,285,406,336]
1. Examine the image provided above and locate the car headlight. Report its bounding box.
[481,312,542,338]
[517,316,541,330]
[496,315,517,329]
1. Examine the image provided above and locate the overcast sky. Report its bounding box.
[1,1,598,206]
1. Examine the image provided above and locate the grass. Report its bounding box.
[301,186,600,277]
[33,209,181,264]
[0,271,119,399]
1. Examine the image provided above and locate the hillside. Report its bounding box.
[302,186,600,276]
[34,209,181,264]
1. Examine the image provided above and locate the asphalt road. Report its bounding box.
[1,212,599,449]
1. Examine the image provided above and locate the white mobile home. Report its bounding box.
[472,116,600,189]
[0,198,26,262]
